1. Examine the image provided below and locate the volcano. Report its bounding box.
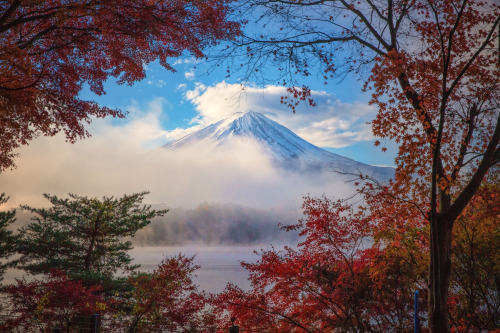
[163,111,394,180]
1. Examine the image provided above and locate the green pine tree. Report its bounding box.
[0,194,18,285]
[17,191,167,293]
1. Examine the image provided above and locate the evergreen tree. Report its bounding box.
[17,191,166,293]
[0,194,18,284]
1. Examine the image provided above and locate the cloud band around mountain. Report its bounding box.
[0,81,379,211]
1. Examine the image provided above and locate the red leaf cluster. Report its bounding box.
[121,255,214,332]
[0,0,240,169]
[1,269,109,332]
[214,194,427,332]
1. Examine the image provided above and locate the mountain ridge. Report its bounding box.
[163,111,394,180]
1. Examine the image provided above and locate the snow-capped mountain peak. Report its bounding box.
[163,111,394,180]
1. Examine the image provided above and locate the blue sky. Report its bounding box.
[2,23,397,209]
[78,54,396,167]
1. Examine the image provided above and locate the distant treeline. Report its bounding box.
[133,202,300,245]
[13,202,300,246]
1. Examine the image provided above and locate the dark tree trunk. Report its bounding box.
[428,214,453,333]
[84,212,102,272]
[428,189,454,333]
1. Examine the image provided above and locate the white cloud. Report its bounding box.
[121,98,171,148]
[176,83,187,91]
[184,82,376,147]
[160,125,202,141]
[173,57,199,66]
[146,79,166,88]
[184,69,196,80]
[0,97,355,212]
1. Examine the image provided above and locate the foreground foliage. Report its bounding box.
[0,194,18,285]
[1,192,216,332]
[1,184,498,332]
[120,255,215,333]
[1,256,213,333]
[1,269,109,332]
[449,173,500,331]
[228,0,500,330]
[0,0,240,170]
[215,195,426,332]
[16,192,167,293]
[215,178,499,332]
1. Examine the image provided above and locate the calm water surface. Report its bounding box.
[129,245,270,293]
[4,245,282,294]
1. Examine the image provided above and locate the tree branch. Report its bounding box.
[0,0,20,27]
[451,103,478,182]
[447,13,500,95]
[228,301,316,333]
[444,111,500,223]
[339,0,391,51]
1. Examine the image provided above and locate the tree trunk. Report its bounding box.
[84,213,102,272]
[428,213,453,333]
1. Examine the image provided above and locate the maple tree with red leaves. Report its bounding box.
[0,0,240,170]
[0,269,111,332]
[214,194,428,332]
[121,255,215,333]
[225,0,500,331]
[449,172,500,331]
[215,178,499,332]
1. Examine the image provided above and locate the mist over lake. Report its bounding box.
[129,245,269,293]
[6,201,299,293]
[133,202,300,246]
[128,202,300,293]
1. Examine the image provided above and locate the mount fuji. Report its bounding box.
[163,111,394,181]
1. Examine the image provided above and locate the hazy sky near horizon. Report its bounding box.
[1,116,357,210]
[1,21,397,210]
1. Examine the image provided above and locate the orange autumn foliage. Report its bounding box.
[214,194,427,332]
[216,176,499,332]
[0,0,240,170]
[228,1,499,330]
[449,173,500,332]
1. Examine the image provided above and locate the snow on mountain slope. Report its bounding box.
[163,111,394,180]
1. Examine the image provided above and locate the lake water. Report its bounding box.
[129,245,270,293]
[3,245,282,294]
